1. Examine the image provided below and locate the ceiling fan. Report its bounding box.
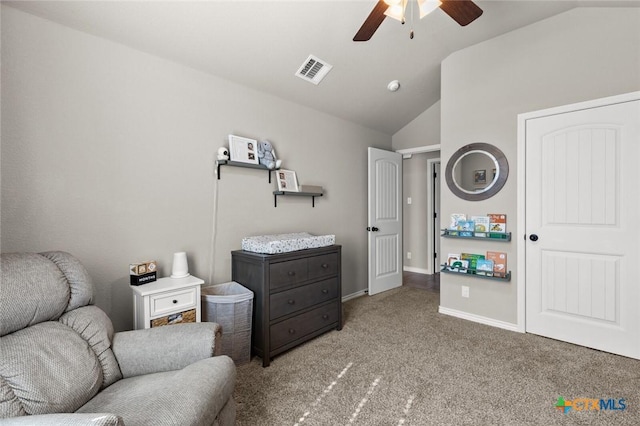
[354,0,483,41]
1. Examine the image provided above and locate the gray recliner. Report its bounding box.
[0,251,236,425]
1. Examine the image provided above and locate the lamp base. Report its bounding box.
[170,273,191,279]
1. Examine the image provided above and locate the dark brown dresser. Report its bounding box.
[231,245,342,367]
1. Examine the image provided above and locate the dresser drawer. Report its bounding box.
[270,278,338,320]
[308,253,339,281]
[150,287,197,317]
[270,258,308,291]
[270,303,339,350]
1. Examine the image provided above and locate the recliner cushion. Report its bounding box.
[77,356,236,426]
[0,322,102,417]
[59,306,122,388]
[0,253,70,336]
[40,251,94,312]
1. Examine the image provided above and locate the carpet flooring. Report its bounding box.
[233,286,639,425]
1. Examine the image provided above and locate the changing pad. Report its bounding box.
[241,232,335,254]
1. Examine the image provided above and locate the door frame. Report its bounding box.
[516,91,640,333]
[427,158,441,274]
[396,144,441,275]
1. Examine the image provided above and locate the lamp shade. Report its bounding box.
[384,0,407,21]
[418,0,442,18]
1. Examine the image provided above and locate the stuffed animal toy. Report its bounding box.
[217,147,229,161]
[257,140,282,169]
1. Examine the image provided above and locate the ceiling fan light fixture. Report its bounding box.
[353,0,481,42]
[418,0,442,19]
[384,0,407,22]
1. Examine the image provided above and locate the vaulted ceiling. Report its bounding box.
[6,1,639,135]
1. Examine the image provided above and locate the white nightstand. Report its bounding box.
[130,275,204,330]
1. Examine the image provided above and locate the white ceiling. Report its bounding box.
[6,0,639,135]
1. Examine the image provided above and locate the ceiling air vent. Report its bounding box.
[296,55,333,85]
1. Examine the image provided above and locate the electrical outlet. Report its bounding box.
[407,252,412,260]
[461,286,470,298]
[407,197,412,205]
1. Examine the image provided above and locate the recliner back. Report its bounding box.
[0,252,123,418]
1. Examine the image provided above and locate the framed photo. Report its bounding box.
[474,169,487,185]
[276,169,299,192]
[228,135,258,165]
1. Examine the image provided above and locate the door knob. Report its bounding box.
[529,234,539,242]
[371,227,379,232]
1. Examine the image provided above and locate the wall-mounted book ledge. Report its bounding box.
[441,229,511,242]
[440,265,511,282]
[273,191,323,207]
[216,160,278,182]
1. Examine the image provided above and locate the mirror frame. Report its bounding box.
[445,142,509,201]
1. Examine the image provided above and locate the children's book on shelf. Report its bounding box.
[471,216,490,237]
[457,220,474,236]
[457,220,474,231]
[446,253,468,272]
[475,259,494,276]
[449,213,467,230]
[488,214,507,234]
[461,253,485,272]
[486,251,507,278]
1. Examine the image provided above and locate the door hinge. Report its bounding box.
[434,212,437,219]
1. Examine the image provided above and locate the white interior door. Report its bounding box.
[368,147,403,296]
[525,97,640,359]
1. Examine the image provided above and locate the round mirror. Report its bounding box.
[445,143,509,201]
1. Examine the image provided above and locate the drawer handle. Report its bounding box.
[321,289,329,294]
[288,271,296,276]
[172,300,178,304]
[288,299,296,305]
[321,263,329,269]
[288,328,296,334]
[322,314,329,320]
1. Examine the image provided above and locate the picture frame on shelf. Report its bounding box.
[276,169,299,192]
[228,135,259,165]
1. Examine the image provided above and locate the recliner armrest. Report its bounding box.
[112,322,222,378]
[0,413,124,425]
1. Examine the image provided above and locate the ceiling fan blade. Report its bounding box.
[353,0,388,42]
[439,0,483,26]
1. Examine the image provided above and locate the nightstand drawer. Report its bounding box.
[150,308,196,328]
[308,253,338,281]
[270,303,338,350]
[270,258,308,291]
[150,287,197,317]
[270,278,338,320]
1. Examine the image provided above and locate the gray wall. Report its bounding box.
[440,8,640,325]
[1,6,391,331]
[393,101,440,151]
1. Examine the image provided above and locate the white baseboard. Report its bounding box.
[438,306,521,333]
[403,266,430,275]
[342,289,367,302]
